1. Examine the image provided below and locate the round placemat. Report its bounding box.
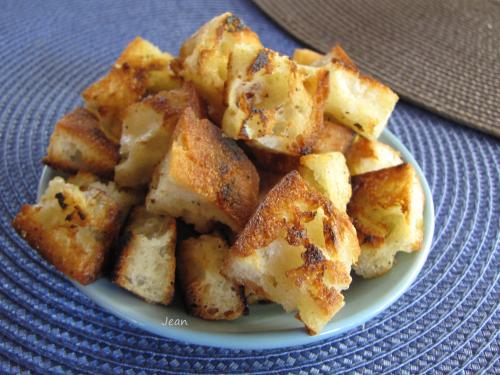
[1,0,499,373]
[254,0,500,138]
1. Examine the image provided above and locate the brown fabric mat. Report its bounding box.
[253,0,500,137]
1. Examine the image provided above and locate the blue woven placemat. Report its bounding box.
[0,1,498,373]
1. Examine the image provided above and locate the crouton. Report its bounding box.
[114,83,206,188]
[146,108,260,233]
[345,135,403,176]
[299,152,351,212]
[223,47,329,155]
[43,108,119,178]
[223,171,360,335]
[83,37,180,142]
[67,171,144,225]
[247,120,354,174]
[178,234,246,320]
[298,46,398,139]
[113,206,176,304]
[12,177,120,284]
[348,163,425,278]
[178,12,262,123]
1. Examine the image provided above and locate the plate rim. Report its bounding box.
[36,128,435,350]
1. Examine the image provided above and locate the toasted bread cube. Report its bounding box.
[348,163,425,278]
[113,206,176,304]
[178,234,246,320]
[43,108,119,178]
[83,37,180,142]
[299,46,398,139]
[224,171,360,335]
[345,135,403,176]
[223,47,329,155]
[323,62,398,139]
[67,171,144,225]
[248,120,355,174]
[299,152,351,212]
[178,12,262,123]
[114,83,206,188]
[12,177,120,284]
[146,108,259,232]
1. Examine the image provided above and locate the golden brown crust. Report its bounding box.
[12,183,120,284]
[344,135,403,176]
[231,171,357,261]
[224,171,359,333]
[114,83,206,188]
[83,37,180,142]
[328,44,357,70]
[345,135,378,161]
[223,47,329,155]
[178,12,262,125]
[182,282,244,320]
[43,108,119,178]
[168,108,260,231]
[348,163,421,248]
[178,234,245,320]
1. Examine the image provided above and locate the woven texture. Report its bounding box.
[0,0,499,373]
[254,0,500,138]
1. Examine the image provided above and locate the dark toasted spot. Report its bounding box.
[219,184,231,200]
[55,192,67,209]
[219,163,229,176]
[251,50,269,73]
[251,107,267,122]
[286,225,306,246]
[121,62,130,71]
[353,122,363,130]
[302,244,325,266]
[65,213,73,221]
[299,145,312,156]
[225,15,247,32]
[220,135,245,161]
[75,206,86,220]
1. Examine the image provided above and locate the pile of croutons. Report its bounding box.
[12,12,424,335]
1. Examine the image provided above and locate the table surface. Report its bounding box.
[0,0,498,374]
